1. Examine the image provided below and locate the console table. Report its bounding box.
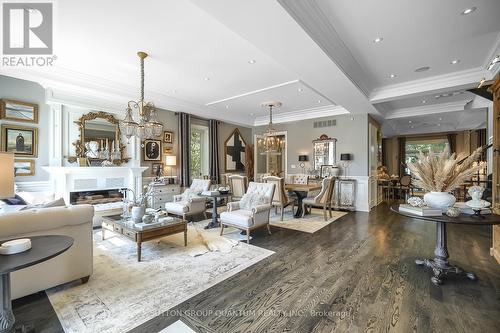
[0,235,73,333]
[391,205,500,285]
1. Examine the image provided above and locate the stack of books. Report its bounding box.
[399,204,443,216]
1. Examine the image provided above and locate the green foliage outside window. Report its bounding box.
[190,129,202,178]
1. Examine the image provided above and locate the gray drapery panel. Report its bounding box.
[447,133,457,154]
[398,137,406,176]
[178,113,191,187]
[209,119,220,184]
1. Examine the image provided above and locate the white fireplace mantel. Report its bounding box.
[42,166,148,204]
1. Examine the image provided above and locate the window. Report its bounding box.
[190,124,209,179]
[405,138,448,173]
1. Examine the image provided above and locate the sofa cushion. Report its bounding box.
[1,194,27,206]
[16,191,55,205]
[220,210,253,227]
[165,202,189,215]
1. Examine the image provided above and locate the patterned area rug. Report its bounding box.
[269,208,348,233]
[46,227,274,333]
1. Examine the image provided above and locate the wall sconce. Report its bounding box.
[298,155,309,173]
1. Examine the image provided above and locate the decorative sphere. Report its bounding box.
[446,207,461,217]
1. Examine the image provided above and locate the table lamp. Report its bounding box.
[165,155,177,184]
[298,155,308,173]
[340,153,352,178]
[0,152,15,199]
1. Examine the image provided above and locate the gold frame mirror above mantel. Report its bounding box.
[68,111,130,165]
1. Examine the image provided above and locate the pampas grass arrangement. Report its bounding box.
[407,146,485,193]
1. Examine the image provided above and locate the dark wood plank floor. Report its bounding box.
[14,204,500,333]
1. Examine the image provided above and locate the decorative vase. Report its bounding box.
[131,205,145,223]
[423,192,456,212]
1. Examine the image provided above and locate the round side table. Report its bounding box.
[391,205,500,285]
[0,235,73,332]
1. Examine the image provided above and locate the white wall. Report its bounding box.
[0,75,50,182]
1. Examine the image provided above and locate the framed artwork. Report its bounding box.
[164,147,173,155]
[224,128,246,172]
[152,162,164,176]
[163,131,173,143]
[0,99,38,123]
[1,124,38,157]
[14,159,35,176]
[320,165,335,178]
[143,139,162,161]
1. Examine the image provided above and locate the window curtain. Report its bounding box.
[381,138,388,167]
[398,137,406,176]
[209,119,220,184]
[178,112,191,187]
[447,133,457,154]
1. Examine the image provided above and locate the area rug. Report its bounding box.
[269,209,348,233]
[46,228,274,333]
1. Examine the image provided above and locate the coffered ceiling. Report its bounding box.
[0,0,499,133]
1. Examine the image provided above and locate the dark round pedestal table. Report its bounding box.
[201,193,231,229]
[0,235,73,333]
[391,205,500,285]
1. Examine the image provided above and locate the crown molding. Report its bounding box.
[0,67,255,127]
[253,104,348,126]
[369,68,491,103]
[384,99,472,120]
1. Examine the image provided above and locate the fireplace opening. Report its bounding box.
[70,189,123,205]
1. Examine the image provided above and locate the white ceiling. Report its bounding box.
[0,0,498,133]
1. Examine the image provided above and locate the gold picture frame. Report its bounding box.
[1,124,38,157]
[14,159,35,176]
[164,131,173,143]
[0,99,39,123]
[143,139,162,161]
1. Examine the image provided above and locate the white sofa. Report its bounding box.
[0,205,94,299]
[220,182,275,243]
[165,179,211,221]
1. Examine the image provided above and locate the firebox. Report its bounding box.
[70,189,123,205]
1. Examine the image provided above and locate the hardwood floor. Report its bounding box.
[13,204,500,333]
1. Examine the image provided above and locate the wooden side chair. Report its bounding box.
[263,176,295,220]
[302,177,335,221]
[228,175,248,202]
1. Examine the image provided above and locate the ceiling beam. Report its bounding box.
[384,99,472,120]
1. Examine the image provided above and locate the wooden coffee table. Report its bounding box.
[101,215,187,262]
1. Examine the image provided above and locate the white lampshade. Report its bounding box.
[0,152,14,199]
[165,155,177,166]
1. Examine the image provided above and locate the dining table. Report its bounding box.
[285,183,321,218]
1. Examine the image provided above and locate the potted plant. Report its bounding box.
[407,146,485,211]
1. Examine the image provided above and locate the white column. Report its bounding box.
[48,102,63,166]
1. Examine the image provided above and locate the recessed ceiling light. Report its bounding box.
[451,59,460,65]
[408,120,412,123]
[422,100,427,104]
[437,123,441,126]
[389,73,397,78]
[317,100,322,103]
[248,59,256,64]
[438,117,442,121]
[298,87,303,92]
[204,77,210,81]
[410,125,414,129]
[373,37,383,43]
[415,66,430,72]
[225,105,229,109]
[461,7,477,15]
[434,95,441,98]
[250,113,254,116]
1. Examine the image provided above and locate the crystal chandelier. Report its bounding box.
[259,101,284,155]
[121,51,163,142]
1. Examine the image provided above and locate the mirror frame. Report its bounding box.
[312,134,337,170]
[68,111,130,165]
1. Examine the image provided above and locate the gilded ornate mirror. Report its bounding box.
[69,111,130,165]
[313,134,337,170]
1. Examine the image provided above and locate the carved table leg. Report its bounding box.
[415,222,477,285]
[0,274,14,333]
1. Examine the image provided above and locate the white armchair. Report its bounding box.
[220,182,275,243]
[165,179,211,221]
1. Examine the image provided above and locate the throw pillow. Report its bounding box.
[41,197,66,208]
[240,193,268,210]
[1,194,27,206]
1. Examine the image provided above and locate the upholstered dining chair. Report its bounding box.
[302,177,335,221]
[293,174,309,185]
[164,178,211,221]
[228,175,248,201]
[263,176,296,220]
[220,182,275,243]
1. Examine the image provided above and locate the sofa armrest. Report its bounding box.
[227,202,240,212]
